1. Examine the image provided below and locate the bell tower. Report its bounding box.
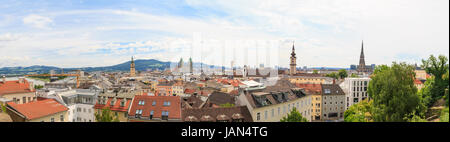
[290,42,297,76]
[130,56,136,77]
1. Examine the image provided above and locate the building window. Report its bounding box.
[271,109,274,117]
[264,110,268,120]
[150,110,154,120]
[163,101,171,106]
[277,107,280,116]
[152,101,156,106]
[257,112,261,121]
[162,111,169,120]
[60,115,64,122]
[135,109,142,118]
[51,118,55,122]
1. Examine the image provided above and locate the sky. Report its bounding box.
[0,0,448,68]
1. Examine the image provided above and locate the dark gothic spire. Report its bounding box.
[358,40,366,72]
[291,41,296,56]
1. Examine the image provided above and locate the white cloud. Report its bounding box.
[0,0,448,68]
[0,33,20,41]
[22,14,53,29]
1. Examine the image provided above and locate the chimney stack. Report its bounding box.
[333,79,336,85]
[29,81,34,91]
[19,77,24,84]
[2,76,5,84]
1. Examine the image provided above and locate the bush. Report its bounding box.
[440,107,449,122]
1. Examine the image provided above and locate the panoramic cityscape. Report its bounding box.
[0,0,449,123]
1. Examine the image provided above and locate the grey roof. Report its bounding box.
[321,84,345,96]
[244,79,307,108]
[98,90,136,99]
[208,91,234,106]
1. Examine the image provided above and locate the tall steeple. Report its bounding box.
[130,56,136,77]
[357,41,366,73]
[290,41,297,76]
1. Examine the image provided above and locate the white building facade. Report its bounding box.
[339,78,371,110]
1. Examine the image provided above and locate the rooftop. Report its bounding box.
[0,80,34,96]
[6,98,68,120]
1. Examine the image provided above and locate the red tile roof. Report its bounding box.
[215,79,243,87]
[94,97,132,112]
[128,95,181,119]
[6,98,68,120]
[414,79,423,85]
[295,83,322,94]
[0,80,34,96]
[184,88,196,94]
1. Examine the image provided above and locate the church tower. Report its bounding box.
[290,42,297,76]
[130,56,136,77]
[357,41,366,73]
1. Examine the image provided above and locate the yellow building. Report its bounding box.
[172,81,184,96]
[311,94,322,121]
[6,98,69,122]
[289,76,330,84]
[414,70,429,80]
[295,83,322,121]
[94,90,136,122]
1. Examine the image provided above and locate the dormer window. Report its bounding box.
[135,109,142,118]
[120,99,126,107]
[324,89,331,94]
[152,101,156,106]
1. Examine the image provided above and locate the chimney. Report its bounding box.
[19,77,24,84]
[333,79,336,85]
[29,81,34,91]
[2,76,5,84]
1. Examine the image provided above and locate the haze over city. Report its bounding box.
[0,0,448,68]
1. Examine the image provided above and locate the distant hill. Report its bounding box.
[0,59,171,76]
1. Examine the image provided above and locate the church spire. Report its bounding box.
[291,41,296,56]
[358,40,366,73]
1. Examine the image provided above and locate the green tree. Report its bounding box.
[440,107,449,122]
[368,62,424,122]
[421,55,449,104]
[34,85,44,89]
[443,70,449,107]
[350,73,359,78]
[312,70,319,74]
[220,103,235,108]
[417,77,435,107]
[280,107,308,122]
[95,108,120,122]
[325,72,339,79]
[1,104,6,113]
[344,100,373,122]
[338,69,348,79]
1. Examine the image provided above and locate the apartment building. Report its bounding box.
[38,88,99,122]
[321,84,345,121]
[128,95,181,122]
[295,83,322,121]
[6,98,68,122]
[94,90,135,122]
[0,77,36,104]
[340,78,371,110]
[237,79,312,122]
